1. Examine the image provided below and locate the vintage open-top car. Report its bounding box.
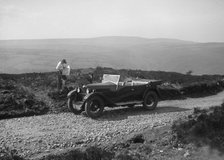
[67,74,163,118]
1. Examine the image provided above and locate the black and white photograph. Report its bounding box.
[1,0,224,159]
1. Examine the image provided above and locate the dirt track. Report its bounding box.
[1,91,224,158]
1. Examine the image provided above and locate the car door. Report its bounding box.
[111,82,140,103]
[131,84,146,100]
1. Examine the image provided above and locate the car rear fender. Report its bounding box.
[143,87,162,100]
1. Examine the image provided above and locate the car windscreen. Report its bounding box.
[102,74,120,85]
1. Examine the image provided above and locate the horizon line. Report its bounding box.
[0,36,199,43]
[1,36,224,43]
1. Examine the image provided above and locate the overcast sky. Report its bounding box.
[0,0,223,42]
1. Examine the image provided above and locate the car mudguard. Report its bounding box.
[143,86,162,100]
[83,92,114,106]
[67,87,83,98]
[83,92,103,101]
[67,89,78,98]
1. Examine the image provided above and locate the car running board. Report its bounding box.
[115,101,143,106]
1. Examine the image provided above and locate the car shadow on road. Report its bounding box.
[98,106,191,121]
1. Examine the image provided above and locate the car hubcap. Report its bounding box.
[90,100,100,112]
[146,96,154,106]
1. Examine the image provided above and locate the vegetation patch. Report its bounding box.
[1,67,224,119]
[31,146,113,160]
[181,80,224,98]
[0,146,25,160]
[0,79,48,120]
[172,103,224,153]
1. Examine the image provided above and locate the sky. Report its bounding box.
[0,0,224,42]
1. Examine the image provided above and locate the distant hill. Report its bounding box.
[0,36,224,75]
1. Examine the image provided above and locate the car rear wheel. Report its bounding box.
[85,96,104,118]
[68,94,83,114]
[143,91,158,110]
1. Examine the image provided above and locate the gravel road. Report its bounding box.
[1,91,224,158]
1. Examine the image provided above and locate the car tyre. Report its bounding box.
[85,96,104,118]
[68,94,83,114]
[143,91,158,110]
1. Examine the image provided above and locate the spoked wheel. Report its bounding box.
[85,96,104,119]
[143,91,158,110]
[68,94,83,114]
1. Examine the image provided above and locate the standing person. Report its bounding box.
[56,59,70,92]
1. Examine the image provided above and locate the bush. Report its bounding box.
[0,81,48,120]
[172,103,224,152]
[181,81,223,98]
[158,83,184,100]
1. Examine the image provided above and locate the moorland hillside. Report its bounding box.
[1,36,224,74]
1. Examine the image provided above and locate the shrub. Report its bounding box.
[172,103,224,152]
[0,82,48,120]
[181,81,223,98]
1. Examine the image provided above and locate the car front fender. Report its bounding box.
[67,89,78,98]
[83,92,111,104]
[83,92,100,101]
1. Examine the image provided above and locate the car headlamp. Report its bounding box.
[86,88,89,94]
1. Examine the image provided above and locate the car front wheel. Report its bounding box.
[143,91,158,110]
[85,96,104,118]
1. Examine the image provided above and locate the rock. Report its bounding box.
[152,122,161,128]
[184,150,190,157]
[1,90,10,94]
[38,139,43,143]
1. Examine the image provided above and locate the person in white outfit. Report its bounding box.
[56,59,70,91]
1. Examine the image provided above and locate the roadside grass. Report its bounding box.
[181,80,224,98]
[0,80,48,120]
[172,103,224,153]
